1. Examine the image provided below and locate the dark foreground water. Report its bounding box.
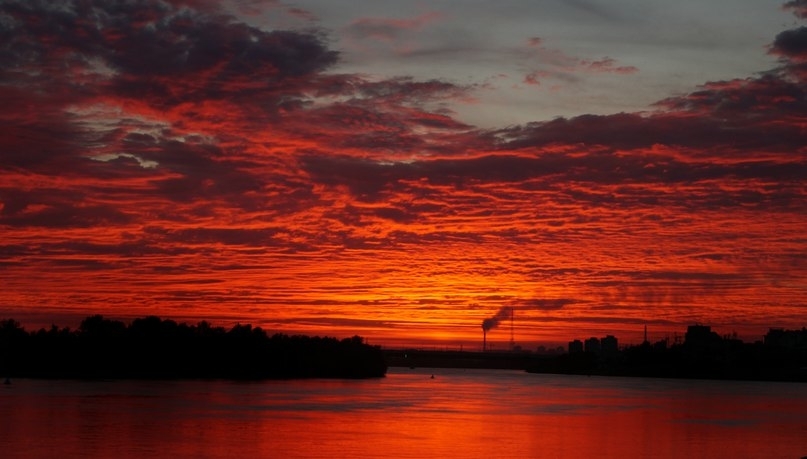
[1,368,805,458]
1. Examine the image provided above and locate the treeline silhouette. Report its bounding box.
[528,326,807,382]
[0,315,387,380]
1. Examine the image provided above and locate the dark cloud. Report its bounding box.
[582,57,637,74]
[516,298,576,310]
[656,74,807,115]
[301,150,806,201]
[354,77,470,104]
[499,102,806,153]
[372,206,419,224]
[0,0,339,211]
[289,76,477,155]
[784,0,807,18]
[1,0,337,88]
[145,140,269,205]
[0,201,132,228]
[0,115,89,170]
[771,26,807,60]
[147,227,279,246]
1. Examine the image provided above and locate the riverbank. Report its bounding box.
[382,348,807,383]
[1,315,387,380]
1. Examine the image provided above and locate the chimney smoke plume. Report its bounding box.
[481,299,572,331]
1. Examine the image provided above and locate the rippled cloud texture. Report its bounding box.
[2,0,805,346]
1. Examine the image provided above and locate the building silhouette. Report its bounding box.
[568,339,583,354]
[584,337,601,354]
[601,335,618,355]
[765,327,807,349]
[684,325,722,349]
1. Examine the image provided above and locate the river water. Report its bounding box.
[1,367,805,458]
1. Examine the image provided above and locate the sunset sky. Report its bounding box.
[2,0,806,349]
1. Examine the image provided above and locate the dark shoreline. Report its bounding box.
[383,348,807,383]
[1,315,387,380]
[4,316,806,383]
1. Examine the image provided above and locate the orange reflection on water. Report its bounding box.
[2,371,806,458]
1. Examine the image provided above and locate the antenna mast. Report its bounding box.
[509,307,515,351]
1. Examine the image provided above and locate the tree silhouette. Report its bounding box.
[0,316,387,380]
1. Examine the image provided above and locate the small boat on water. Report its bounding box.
[3,378,10,385]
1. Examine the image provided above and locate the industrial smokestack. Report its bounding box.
[481,299,574,351]
[483,327,487,352]
[481,306,513,352]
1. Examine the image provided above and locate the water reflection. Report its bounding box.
[1,369,805,458]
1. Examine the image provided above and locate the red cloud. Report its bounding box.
[524,72,542,85]
[582,57,638,74]
[521,37,638,82]
[527,37,543,47]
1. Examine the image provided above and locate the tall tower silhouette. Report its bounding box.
[509,307,515,351]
